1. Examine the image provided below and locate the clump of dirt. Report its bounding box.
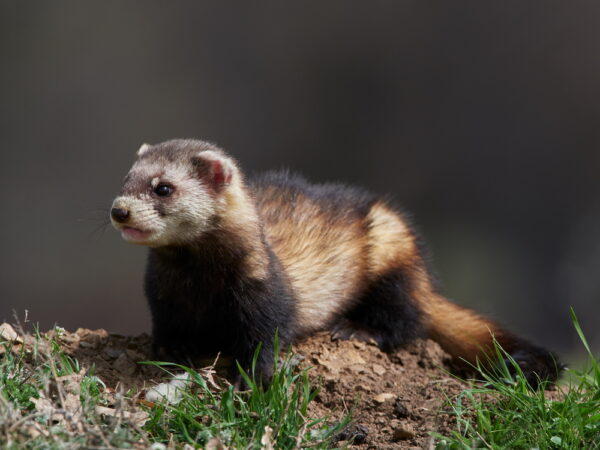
[4,325,468,448]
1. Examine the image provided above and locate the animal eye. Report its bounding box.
[154,184,174,197]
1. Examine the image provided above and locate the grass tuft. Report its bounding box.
[0,325,348,448]
[435,309,600,449]
[143,335,350,448]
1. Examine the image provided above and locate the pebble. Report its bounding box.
[394,399,410,418]
[373,392,395,404]
[392,425,415,441]
[0,323,22,342]
[372,364,386,376]
[336,424,368,445]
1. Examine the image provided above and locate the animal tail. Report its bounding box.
[417,293,561,385]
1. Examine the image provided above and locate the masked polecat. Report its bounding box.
[110,139,560,386]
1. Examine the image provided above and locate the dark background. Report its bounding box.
[1,2,598,360]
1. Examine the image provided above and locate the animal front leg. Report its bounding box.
[230,337,275,389]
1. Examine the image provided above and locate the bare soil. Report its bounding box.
[295,333,467,449]
[44,328,467,449]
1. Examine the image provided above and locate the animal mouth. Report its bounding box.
[121,226,152,242]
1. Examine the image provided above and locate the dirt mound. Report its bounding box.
[295,333,466,449]
[41,327,466,448]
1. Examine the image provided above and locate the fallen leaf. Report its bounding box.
[137,399,156,408]
[260,425,274,450]
[205,437,228,450]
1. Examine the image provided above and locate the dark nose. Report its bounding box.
[111,207,130,223]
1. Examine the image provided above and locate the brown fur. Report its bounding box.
[253,176,555,377]
[256,184,368,331]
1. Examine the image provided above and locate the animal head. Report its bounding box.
[110,139,240,247]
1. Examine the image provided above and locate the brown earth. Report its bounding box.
[295,333,467,449]
[11,326,469,449]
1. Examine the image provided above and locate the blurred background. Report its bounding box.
[1,2,598,360]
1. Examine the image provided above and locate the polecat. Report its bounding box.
[110,139,559,386]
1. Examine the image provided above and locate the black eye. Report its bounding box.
[154,184,173,197]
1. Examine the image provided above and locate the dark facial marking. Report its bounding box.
[154,202,168,217]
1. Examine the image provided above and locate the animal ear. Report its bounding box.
[137,143,152,156]
[193,151,234,191]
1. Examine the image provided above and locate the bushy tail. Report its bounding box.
[419,293,561,385]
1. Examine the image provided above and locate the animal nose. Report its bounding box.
[111,207,130,223]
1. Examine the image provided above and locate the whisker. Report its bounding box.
[78,206,114,241]
[86,219,112,241]
[77,205,111,223]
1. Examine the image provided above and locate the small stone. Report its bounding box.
[0,323,22,343]
[394,399,410,418]
[373,392,395,404]
[392,425,415,441]
[372,364,386,376]
[336,424,368,445]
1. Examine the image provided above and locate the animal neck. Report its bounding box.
[213,177,271,280]
[154,181,270,281]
